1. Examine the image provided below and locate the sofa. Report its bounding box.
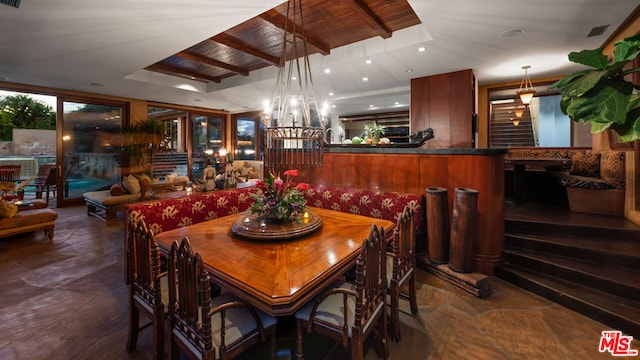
[126,183,425,241]
[84,173,188,225]
[554,150,626,216]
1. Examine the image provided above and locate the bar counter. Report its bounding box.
[288,147,506,275]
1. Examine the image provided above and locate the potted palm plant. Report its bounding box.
[364,123,387,144]
[552,34,640,142]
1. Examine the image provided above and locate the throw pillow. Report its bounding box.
[166,173,178,184]
[122,174,141,194]
[110,183,125,196]
[569,151,600,178]
[233,160,246,171]
[0,200,18,218]
[136,174,152,191]
[600,151,625,189]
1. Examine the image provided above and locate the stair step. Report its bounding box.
[504,233,640,269]
[506,218,640,241]
[502,249,640,301]
[495,264,640,338]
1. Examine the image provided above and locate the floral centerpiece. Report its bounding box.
[249,169,309,223]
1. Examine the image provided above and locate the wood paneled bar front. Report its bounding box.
[277,147,506,275]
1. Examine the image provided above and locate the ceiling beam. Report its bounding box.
[259,9,331,56]
[146,63,221,83]
[347,0,392,39]
[213,33,281,66]
[177,51,249,76]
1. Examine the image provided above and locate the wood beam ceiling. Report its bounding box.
[213,33,281,66]
[177,51,250,76]
[347,0,392,39]
[259,9,331,56]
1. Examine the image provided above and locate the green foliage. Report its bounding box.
[120,118,170,166]
[0,94,55,140]
[552,34,640,142]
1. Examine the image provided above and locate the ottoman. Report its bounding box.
[0,208,58,241]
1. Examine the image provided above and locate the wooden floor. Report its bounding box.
[0,203,638,360]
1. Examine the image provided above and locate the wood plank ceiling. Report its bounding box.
[146,0,421,84]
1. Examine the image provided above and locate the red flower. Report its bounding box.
[283,169,299,177]
[296,183,309,190]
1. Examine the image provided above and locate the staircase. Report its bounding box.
[495,204,640,338]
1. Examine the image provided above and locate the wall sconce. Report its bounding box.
[516,65,536,106]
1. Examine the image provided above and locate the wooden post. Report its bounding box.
[426,187,449,264]
[449,187,478,273]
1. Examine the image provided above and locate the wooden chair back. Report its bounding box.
[126,220,165,359]
[391,206,415,283]
[354,224,387,333]
[38,164,57,185]
[295,224,389,360]
[0,165,20,180]
[0,170,15,182]
[129,220,163,306]
[387,205,418,342]
[167,237,274,360]
[168,237,216,359]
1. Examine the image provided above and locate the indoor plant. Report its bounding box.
[552,34,640,142]
[249,169,309,223]
[364,123,387,144]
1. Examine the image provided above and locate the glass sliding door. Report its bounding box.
[234,116,258,160]
[60,99,125,205]
[191,114,224,181]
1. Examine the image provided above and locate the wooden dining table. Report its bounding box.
[153,206,394,316]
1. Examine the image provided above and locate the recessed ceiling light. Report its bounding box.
[395,102,399,105]
[329,92,334,96]
[194,99,201,102]
[365,59,372,64]
[331,104,336,108]
[502,29,524,37]
[90,82,104,87]
[362,77,368,81]
[324,68,331,74]
[418,46,426,52]
[369,104,374,108]
[292,76,297,80]
[405,69,413,73]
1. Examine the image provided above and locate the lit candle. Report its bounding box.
[303,211,309,223]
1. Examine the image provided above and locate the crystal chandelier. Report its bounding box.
[261,0,327,169]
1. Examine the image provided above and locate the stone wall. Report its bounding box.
[12,129,55,156]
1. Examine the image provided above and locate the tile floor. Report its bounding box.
[0,205,637,360]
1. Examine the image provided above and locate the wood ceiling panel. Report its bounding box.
[147,0,420,83]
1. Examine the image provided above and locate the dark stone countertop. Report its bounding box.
[324,145,506,155]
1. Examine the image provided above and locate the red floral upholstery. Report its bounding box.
[303,184,425,239]
[127,188,254,235]
[126,184,425,241]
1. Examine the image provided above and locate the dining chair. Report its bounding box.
[126,220,167,360]
[387,205,418,342]
[34,164,57,203]
[0,165,21,180]
[295,224,389,360]
[167,237,277,360]
[0,169,15,182]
